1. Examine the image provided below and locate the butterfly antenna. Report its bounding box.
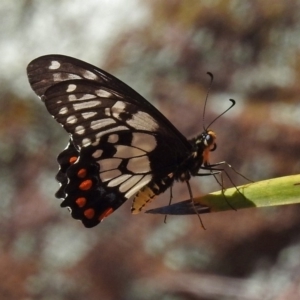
[205,99,236,130]
[202,72,214,131]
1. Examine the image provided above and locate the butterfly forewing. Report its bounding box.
[43,80,159,147]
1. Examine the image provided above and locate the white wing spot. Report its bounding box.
[53,73,81,82]
[100,169,122,182]
[68,95,77,101]
[83,70,98,80]
[73,100,101,110]
[93,126,129,145]
[99,158,122,172]
[126,156,151,173]
[49,60,60,70]
[112,101,126,119]
[131,133,157,152]
[69,94,95,102]
[105,108,111,116]
[82,112,97,119]
[108,174,131,187]
[92,149,103,159]
[124,174,152,198]
[66,115,77,124]
[82,138,91,147]
[119,175,143,193]
[80,94,96,100]
[67,84,76,92]
[96,89,113,98]
[107,134,119,143]
[59,107,68,114]
[113,101,126,110]
[90,118,116,130]
[113,145,145,158]
[126,111,159,131]
[75,125,85,135]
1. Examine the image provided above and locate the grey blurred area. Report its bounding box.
[1,0,300,299]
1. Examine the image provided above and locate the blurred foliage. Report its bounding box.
[1,0,300,299]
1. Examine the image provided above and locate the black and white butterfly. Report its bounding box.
[27,55,234,228]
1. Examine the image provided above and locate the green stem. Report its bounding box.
[145,174,300,215]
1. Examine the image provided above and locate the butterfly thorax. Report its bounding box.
[176,129,217,181]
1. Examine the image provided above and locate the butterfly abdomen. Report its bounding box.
[132,174,174,213]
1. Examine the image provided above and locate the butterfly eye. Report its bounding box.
[203,133,211,146]
[202,133,217,151]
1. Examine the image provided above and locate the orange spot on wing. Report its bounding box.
[79,180,92,190]
[75,197,86,207]
[99,207,114,221]
[69,156,78,164]
[84,208,95,219]
[77,168,87,178]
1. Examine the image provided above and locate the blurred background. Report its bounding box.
[1,0,300,299]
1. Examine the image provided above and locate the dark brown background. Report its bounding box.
[1,1,300,299]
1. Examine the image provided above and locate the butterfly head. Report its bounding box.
[193,129,217,165]
[202,130,216,149]
[202,129,216,165]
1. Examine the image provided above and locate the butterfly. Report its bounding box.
[27,55,234,228]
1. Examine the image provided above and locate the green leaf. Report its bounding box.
[145,175,300,215]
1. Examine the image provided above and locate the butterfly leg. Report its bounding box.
[202,161,252,182]
[164,182,174,224]
[186,180,206,230]
[200,162,252,210]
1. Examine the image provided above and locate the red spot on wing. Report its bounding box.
[84,208,95,219]
[77,168,87,178]
[75,197,86,207]
[69,156,78,164]
[99,207,114,221]
[79,180,92,190]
